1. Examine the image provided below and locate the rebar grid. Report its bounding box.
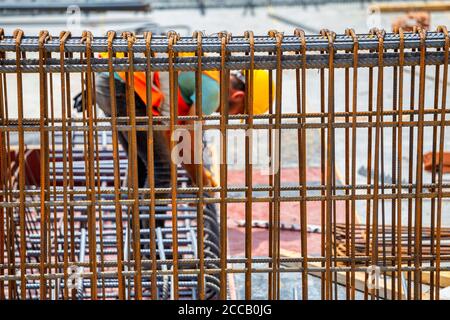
[0,27,449,300]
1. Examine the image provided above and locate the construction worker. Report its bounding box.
[74,57,273,193]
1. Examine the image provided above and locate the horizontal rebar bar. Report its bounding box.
[0,32,447,53]
[2,264,450,282]
[0,51,447,72]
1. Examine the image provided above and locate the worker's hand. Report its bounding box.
[203,167,218,189]
[73,92,84,113]
[186,167,218,206]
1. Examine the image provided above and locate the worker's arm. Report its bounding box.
[162,106,218,190]
[183,106,218,189]
[176,72,219,189]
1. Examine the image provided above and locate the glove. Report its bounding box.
[73,91,84,113]
[203,168,218,188]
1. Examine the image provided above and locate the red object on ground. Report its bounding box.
[392,11,430,31]
[423,151,450,173]
[226,167,349,257]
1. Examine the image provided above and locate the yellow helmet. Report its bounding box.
[232,69,275,115]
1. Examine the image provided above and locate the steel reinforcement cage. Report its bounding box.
[0,27,449,300]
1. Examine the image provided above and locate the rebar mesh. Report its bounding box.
[0,27,449,300]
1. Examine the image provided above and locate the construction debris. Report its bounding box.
[392,11,430,31]
[236,220,321,233]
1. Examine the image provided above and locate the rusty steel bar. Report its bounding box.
[107,30,126,300]
[0,28,5,300]
[0,28,449,301]
[194,31,205,300]
[435,25,449,300]
[295,28,308,301]
[1,32,449,52]
[168,32,180,299]
[244,30,254,300]
[347,27,359,301]
[218,32,229,300]
[143,31,157,300]
[394,26,405,300]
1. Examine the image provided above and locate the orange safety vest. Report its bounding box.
[119,70,220,117]
[99,52,220,117]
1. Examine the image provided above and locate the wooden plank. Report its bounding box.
[369,1,450,13]
[280,248,434,299]
[407,267,450,288]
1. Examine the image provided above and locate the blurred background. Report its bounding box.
[1,0,449,36]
